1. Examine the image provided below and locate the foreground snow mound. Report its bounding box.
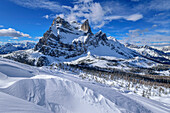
[1,78,124,113]
[0,92,52,113]
[0,58,169,113]
[1,76,153,113]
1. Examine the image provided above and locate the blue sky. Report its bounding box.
[0,0,169,46]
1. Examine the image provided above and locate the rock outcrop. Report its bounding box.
[81,19,92,33]
[2,17,139,66]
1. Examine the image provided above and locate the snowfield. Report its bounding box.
[0,58,170,113]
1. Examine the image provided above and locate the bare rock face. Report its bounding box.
[81,19,92,33]
[2,16,138,66]
[34,17,136,60]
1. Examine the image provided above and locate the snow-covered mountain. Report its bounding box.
[1,17,139,66]
[125,43,170,64]
[0,58,169,113]
[34,17,137,59]
[1,17,169,76]
[0,17,170,113]
[152,46,170,54]
[0,42,35,54]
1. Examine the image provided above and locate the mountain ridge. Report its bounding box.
[0,17,169,76]
[34,16,138,60]
[0,42,35,54]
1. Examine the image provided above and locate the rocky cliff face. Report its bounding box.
[1,17,139,66]
[34,17,137,59]
[81,19,92,33]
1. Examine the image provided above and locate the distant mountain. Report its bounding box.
[152,46,170,53]
[125,43,170,64]
[0,42,35,54]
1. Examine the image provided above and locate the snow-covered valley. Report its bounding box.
[0,58,170,113]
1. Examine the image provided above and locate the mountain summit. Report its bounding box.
[1,17,141,67]
[34,16,137,60]
[81,19,92,33]
[1,16,170,76]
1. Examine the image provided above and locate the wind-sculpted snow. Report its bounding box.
[1,76,150,113]
[0,92,52,113]
[0,64,34,77]
[0,58,169,113]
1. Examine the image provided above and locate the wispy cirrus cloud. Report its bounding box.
[149,0,170,11]
[35,36,42,39]
[74,0,93,3]
[58,1,143,29]
[11,37,19,39]
[0,25,4,28]
[14,40,38,44]
[120,27,170,46]
[10,0,64,12]
[105,14,143,22]
[156,29,170,34]
[0,28,31,38]
[11,0,144,29]
[120,34,170,46]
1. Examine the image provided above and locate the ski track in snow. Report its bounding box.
[0,58,170,113]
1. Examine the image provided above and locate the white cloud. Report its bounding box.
[35,36,42,39]
[0,28,31,38]
[152,24,158,28]
[125,14,143,21]
[43,15,49,19]
[156,29,170,33]
[11,0,144,29]
[43,14,65,19]
[14,40,38,44]
[75,0,93,3]
[105,16,123,20]
[62,1,105,28]
[105,13,143,22]
[149,0,170,11]
[0,25,4,28]
[60,1,143,29]
[11,0,64,12]
[57,14,64,18]
[11,37,19,39]
[120,28,170,46]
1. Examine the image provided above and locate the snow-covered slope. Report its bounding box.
[125,43,170,64]
[65,54,158,72]
[152,46,170,53]
[1,17,169,77]
[1,17,139,66]
[0,58,169,113]
[0,92,52,113]
[34,16,138,59]
[0,42,35,54]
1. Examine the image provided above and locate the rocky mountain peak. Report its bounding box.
[33,17,137,60]
[52,16,71,30]
[81,19,92,33]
